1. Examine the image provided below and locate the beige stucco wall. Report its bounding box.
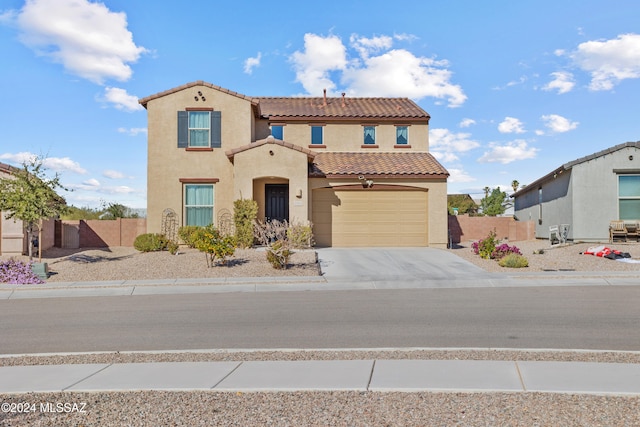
[232,143,311,224]
[146,84,255,232]
[257,120,429,152]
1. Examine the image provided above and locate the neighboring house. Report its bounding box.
[512,141,640,242]
[139,81,449,247]
[0,161,26,256]
[0,161,57,256]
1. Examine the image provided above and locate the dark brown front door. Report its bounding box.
[265,184,289,222]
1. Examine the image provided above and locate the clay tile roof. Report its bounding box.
[309,152,449,178]
[226,137,316,160]
[256,97,430,120]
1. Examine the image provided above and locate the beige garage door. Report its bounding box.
[312,188,428,247]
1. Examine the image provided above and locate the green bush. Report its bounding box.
[472,230,499,259]
[287,223,315,248]
[498,253,529,268]
[167,240,179,255]
[234,199,258,248]
[266,239,293,269]
[134,233,168,252]
[177,226,201,248]
[192,225,236,267]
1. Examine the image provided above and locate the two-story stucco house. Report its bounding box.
[139,81,449,247]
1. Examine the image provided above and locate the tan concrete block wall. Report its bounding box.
[448,215,536,243]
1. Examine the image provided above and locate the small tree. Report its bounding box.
[0,158,68,261]
[480,187,508,216]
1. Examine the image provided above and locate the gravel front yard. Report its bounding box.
[35,246,320,282]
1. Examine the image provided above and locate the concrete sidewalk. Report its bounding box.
[1,359,640,395]
[1,271,640,300]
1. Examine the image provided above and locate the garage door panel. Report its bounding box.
[312,188,428,247]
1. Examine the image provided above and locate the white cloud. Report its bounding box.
[459,118,476,128]
[350,34,393,59]
[447,168,476,183]
[0,151,87,174]
[498,117,526,134]
[12,0,147,84]
[244,52,262,74]
[104,87,143,111]
[478,140,538,164]
[542,71,575,94]
[343,49,467,107]
[290,33,348,95]
[569,33,640,91]
[117,127,147,136]
[429,128,480,162]
[541,114,579,133]
[103,170,125,179]
[82,178,100,187]
[290,33,466,107]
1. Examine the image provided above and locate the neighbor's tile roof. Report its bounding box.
[310,152,448,178]
[256,97,430,120]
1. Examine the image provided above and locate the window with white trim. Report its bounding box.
[396,126,408,145]
[363,126,376,145]
[311,126,323,145]
[184,184,214,226]
[619,175,640,219]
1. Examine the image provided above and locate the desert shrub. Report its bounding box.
[177,226,201,248]
[0,259,44,284]
[192,225,236,267]
[471,230,499,259]
[266,239,293,269]
[134,233,168,252]
[167,240,179,255]
[253,219,289,246]
[234,199,258,248]
[498,253,529,268]
[492,243,522,260]
[287,222,315,249]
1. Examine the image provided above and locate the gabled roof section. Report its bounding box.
[255,97,430,121]
[225,136,316,161]
[310,152,448,178]
[512,141,640,197]
[0,161,18,175]
[139,81,258,109]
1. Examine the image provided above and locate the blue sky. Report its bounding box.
[1,0,639,210]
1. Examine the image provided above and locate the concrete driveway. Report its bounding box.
[316,247,499,286]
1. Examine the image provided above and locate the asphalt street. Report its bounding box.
[1,285,639,354]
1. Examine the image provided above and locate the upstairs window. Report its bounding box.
[178,110,221,148]
[311,126,323,145]
[619,175,640,219]
[271,125,283,140]
[396,126,408,145]
[363,126,376,145]
[189,111,210,147]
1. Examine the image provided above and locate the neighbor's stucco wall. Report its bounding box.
[571,146,640,241]
[146,84,254,233]
[514,145,640,242]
